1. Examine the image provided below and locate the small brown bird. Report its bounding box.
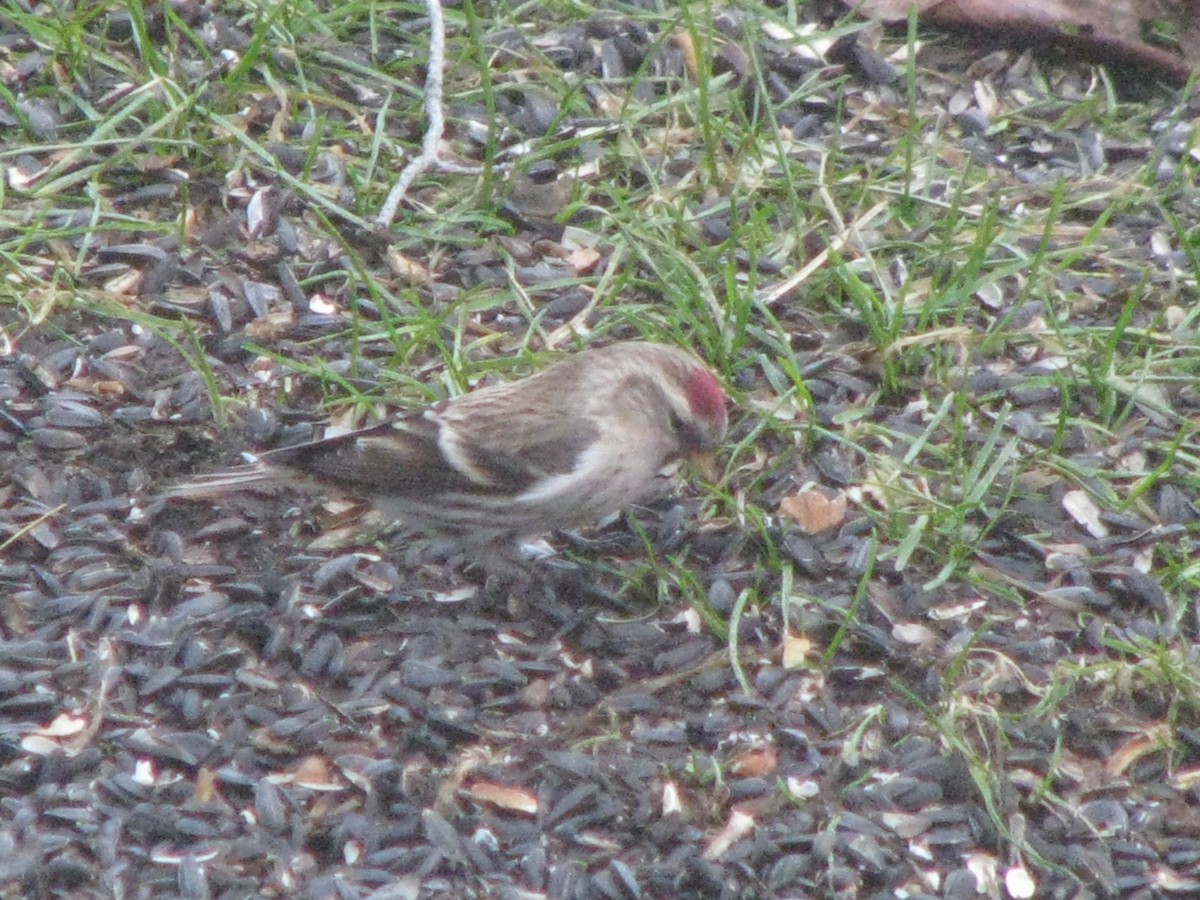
[170,341,728,566]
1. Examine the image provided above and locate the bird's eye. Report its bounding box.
[668,409,703,449]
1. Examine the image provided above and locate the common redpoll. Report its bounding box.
[170,341,728,561]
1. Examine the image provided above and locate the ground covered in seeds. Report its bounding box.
[4,2,1200,898]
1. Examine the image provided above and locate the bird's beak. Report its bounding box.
[687,448,721,482]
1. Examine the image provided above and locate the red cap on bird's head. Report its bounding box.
[685,366,728,429]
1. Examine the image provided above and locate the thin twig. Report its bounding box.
[375,0,446,230]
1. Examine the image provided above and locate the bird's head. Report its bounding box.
[646,347,728,479]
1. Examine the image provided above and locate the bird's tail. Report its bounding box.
[162,457,287,500]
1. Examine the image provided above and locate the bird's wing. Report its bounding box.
[434,390,600,494]
[259,415,464,495]
[163,416,470,500]
[261,397,599,498]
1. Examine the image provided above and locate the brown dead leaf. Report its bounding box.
[566,245,601,274]
[244,310,297,341]
[783,633,814,669]
[293,755,338,788]
[386,246,435,285]
[467,780,539,815]
[90,380,128,397]
[779,489,847,534]
[729,747,779,778]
